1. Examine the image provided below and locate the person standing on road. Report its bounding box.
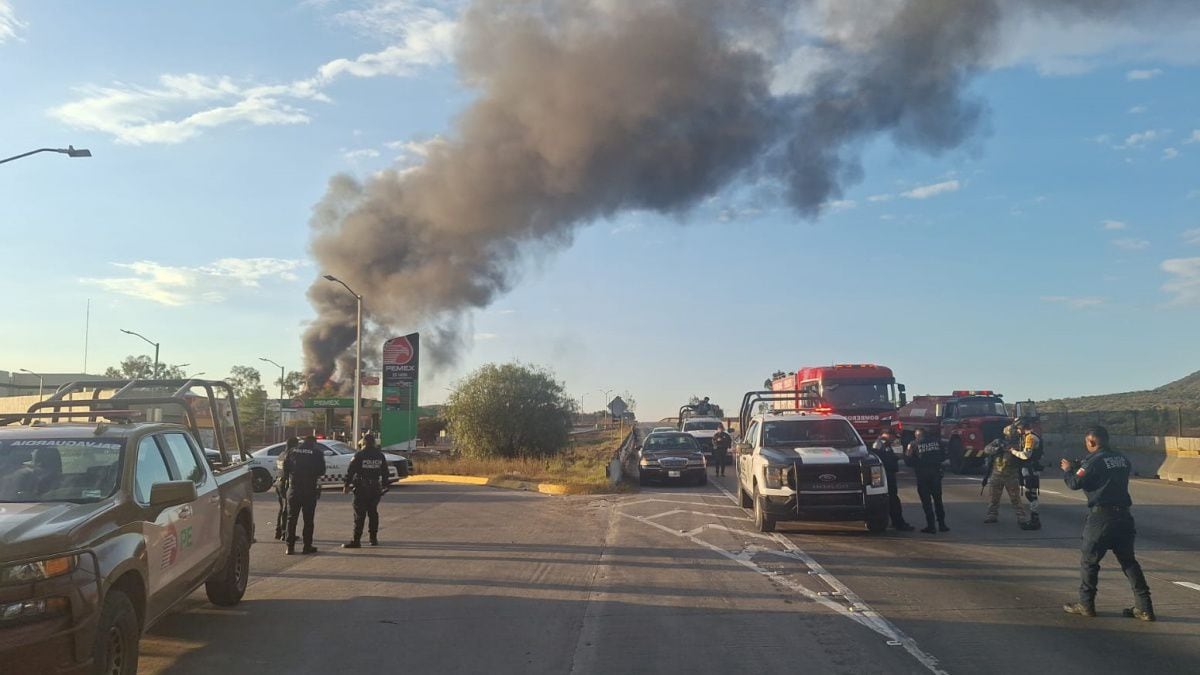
[1061,426,1154,621]
[982,425,1028,527]
[1013,418,1044,531]
[342,433,390,548]
[282,434,326,555]
[274,436,299,541]
[906,429,949,534]
[871,431,914,531]
[710,427,732,477]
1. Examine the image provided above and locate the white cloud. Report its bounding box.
[343,148,381,161]
[867,193,894,203]
[50,3,458,144]
[609,221,642,236]
[1185,130,1200,144]
[1128,105,1148,114]
[81,257,306,306]
[1102,220,1127,230]
[1118,129,1161,149]
[1041,296,1105,309]
[902,179,960,200]
[1182,228,1200,245]
[825,199,856,211]
[1163,147,1180,160]
[1126,68,1163,80]
[1112,238,1150,251]
[0,1,24,44]
[1161,257,1200,305]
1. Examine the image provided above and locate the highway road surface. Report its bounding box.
[139,466,1200,673]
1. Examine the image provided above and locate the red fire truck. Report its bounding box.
[893,390,1013,474]
[769,364,907,443]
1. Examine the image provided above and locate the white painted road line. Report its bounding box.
[708,482,947,675]
[1175,581,1200,592]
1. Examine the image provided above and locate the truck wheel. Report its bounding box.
[250,468,273,493]
[738,482,753,508]
[753,484,776,533]
[866,508,889,534]
[698,473,708,487]
[638,471,648,487]
[948,439,967,474]
[92,589,139,675]
[206,523,250,606]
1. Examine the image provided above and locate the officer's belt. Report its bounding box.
[1090,505,1129,512]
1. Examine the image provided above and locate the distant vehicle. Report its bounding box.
[247,439,412,492]
[735,391,889,533]
[894,390,1020,473]
[638,432,707,486]
[676,400,727,464]
[769,364,906,444]
[650,426,676,434]
[0,379,255,674]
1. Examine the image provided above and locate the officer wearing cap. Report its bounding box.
[341,433,390,548]
[1061,425,1154,621]
[282,434,326,555]
[871,430,914,531]
[906,429,948,534]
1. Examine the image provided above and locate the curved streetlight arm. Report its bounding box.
[119,328,160,378]
[1,146,92,165]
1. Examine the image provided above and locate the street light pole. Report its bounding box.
[120,329,160,378]
[0,146,92,166]
[19,369,44,398]
[323,275,363,443]
[259,357,287,444]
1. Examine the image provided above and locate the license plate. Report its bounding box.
[668,471,681,478]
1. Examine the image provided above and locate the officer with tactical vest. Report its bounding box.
[1012,418,1043,530]
[273,436,299,541]
[982,425,1029,527]
[1061,426,1154,621]
[906,429,949,534]
[282,434,326,555]
[342,433,390,548]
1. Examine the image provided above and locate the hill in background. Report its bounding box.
[1041,370,1200,411]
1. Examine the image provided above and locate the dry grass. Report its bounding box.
[412,428,631,494]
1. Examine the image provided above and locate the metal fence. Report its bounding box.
[1039,407,1200,438]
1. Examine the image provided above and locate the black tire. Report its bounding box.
[206,523,250,606]
[738,482,753,508]
[638,471,648,487]
[250,468,273,493]
[753,484,776,533]
[698,473,708,486]
[866,508,889,534]
[948,439,967,474]
[92,589,139,675]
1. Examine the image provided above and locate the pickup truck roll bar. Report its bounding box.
[738,390,824,437]
[8,379,248,464]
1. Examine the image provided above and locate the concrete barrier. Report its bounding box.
[1042,432,1200,484]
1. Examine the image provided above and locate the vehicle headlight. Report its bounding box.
[639,457,658,467]
[0,597,69,624]
[0,555,77,585]
[968,433,977,441]
[763,465,788,489]
[870,466,884,488]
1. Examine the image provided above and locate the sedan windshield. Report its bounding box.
[0,439,125,503]
[643,434,698,452]
[762,419,860,448]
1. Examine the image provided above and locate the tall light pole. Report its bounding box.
[19,369,44,398]
[0,145,92,165]
[120,329,160,378]
[323,274,363,441]
[599,388,613,424]
[259,357,286,444]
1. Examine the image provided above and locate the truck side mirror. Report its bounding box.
[898,384,907,407]
[735,441,752,454]
[148,480,198,510]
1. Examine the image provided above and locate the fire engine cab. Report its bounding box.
[769,364,906,443]
[894,390,1011,473]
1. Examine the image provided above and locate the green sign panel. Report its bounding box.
[381,333,419,449]
[286,398,379,410]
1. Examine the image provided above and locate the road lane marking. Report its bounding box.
[621,497,745,509]
[706,482,947,675]
[645,509,752,522]
[1175,581,1200,592]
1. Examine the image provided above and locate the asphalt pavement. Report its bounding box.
[137,466,1200,674]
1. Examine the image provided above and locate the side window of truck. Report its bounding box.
[134,436,173,505]
[162,433,208,487]
[745,422,759,449]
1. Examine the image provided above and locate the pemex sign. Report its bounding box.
[381,333,419,449]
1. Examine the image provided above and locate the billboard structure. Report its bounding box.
[381,333,419,450]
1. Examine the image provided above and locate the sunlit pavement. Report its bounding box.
[138,469,1200,674]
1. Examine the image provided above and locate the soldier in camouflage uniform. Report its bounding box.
[983,425,1028,526]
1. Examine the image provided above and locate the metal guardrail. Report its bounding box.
[608,426,641,486]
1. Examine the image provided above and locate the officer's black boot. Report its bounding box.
[920,519,937,534]
[285,541,295,556]
[342,538,361,549]
[938,520,950,533]
[369,533,379,546]
[1026,512,1041,530]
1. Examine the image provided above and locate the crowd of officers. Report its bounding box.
[870,421,1154,621]
[272,432,392,555]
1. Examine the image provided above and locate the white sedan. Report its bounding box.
[243,439,413,493]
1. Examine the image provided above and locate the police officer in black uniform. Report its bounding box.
[871,430,914,532]
[906,429,949,534]
[273,436,299,540]
[710,427,732,477]
[282,434,326,555]
[1061,425,1154,621]
[342,433,390,548]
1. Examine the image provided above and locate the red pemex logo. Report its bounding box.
[383,336,413,365]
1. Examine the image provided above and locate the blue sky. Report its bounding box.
[2,1,1198,419]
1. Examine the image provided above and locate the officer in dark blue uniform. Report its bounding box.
[341,433,390,548]
[282,434,327,555]
[1061,426,1154,621]
[906,429,949,534]
[871,430,914,531]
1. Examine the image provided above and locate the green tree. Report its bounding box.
[226,365,269,445]
[278,371,305,399]
[446,363,576,458]
[103,355,188,379]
